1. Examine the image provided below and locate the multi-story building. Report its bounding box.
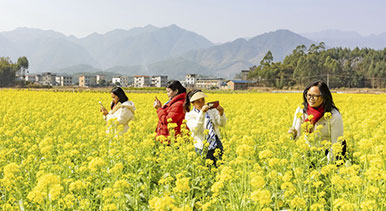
[195,78,225,89]
[96,75,105,85]
[134,75,151,88]
[55,76,73,86]
[112,77,119,85]
[151,75,168,87]
[35,74,43,83]
[185,74,197,87]
[240,70,250,80]
[25,74,43,84]
[222,80,256,90]
[25,74,37,83]
[112,76,129,87]
[42,72,56,86]
[79,75,97,87]
[55,76,61,86]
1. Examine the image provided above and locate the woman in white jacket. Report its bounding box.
[101,87,135,134]
[184,90,226,166]
[289,81,345,162]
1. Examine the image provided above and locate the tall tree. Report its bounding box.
[0,57,17,87]
[248,44,386,88]
[260,51,273,66]
[17,56,29,85]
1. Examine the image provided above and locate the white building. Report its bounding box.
[42,72,56,86]
[55,76,73,86]
[96,75,105,84]
[79,75,97,87]
[112,76,129,87]
[55,76,61,86]
[26,74,38,83]
[185,74,198,87]
[35,74,43,83]
[134,75,151,88]
[195,78,225,89]
[152,75,168,87]
[240,70,251,80]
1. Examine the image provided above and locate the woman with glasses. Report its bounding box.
[288,81,344,161]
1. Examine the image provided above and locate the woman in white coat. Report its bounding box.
[101,87,135,134]
[184,90,226,166]
[289,81,345,162]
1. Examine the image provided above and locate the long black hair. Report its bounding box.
[302,81,339,113]
[111,87,129,109]
[167,80,186,95]
[184,89,202,112]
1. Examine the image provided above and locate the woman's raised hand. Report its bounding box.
[100,107,108,116]
[201,105,210,113]
[154,97,162,109]
[216,105,224,116]
[288,128,297,139]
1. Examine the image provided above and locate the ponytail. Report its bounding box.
[184,89,202,112]
[184,91,193,112]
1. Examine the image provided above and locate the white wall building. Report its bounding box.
[55,76,73,86]
[185,74,197,87]
[240,70,250,80]
[96,75,105,84]
[112,76,129,87]
[134,75,151,88]
[42,72,56,86]
[25,75,37,83]
[35,74,43,83]
[195,78,225,89]
[79,75,97,87]
[152,75,168,87]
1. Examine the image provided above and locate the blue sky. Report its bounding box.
[0,0,385,42]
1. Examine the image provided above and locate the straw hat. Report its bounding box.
[190,92,207,102]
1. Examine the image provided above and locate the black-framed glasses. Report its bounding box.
[306,94,322,99]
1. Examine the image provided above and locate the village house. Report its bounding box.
[151,75,168,87]
[79,75,97,87]
[134,75,151,87]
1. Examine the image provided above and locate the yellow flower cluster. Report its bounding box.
[0,90,385,210]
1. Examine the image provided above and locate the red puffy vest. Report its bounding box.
[156,92,186,137]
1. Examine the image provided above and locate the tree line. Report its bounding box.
[248,43,386,88]
[0,56,29,87]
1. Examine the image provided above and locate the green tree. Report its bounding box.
[16,56,29,87]
[248,44,386,88]
[0,57,17,87]
[260,51,273,66]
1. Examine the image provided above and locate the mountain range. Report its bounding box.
[302,29,386,49]
[1,25,385,79]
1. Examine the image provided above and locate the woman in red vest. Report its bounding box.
[154,80,187,139]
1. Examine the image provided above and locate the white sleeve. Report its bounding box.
[292,107,304,139]
[185,111,206,134]
[104,112,112,121]
[327,111,344,162]
[212,110,227,127]
[116,107,133,125]
[330,112,344,144]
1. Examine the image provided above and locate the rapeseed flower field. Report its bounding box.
[0,90,385,210]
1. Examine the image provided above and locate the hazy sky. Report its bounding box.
[0,0,385,43]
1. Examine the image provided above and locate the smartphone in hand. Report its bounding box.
[207,101,219,109]
[153,97,161,108]
[99,101,106,110]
